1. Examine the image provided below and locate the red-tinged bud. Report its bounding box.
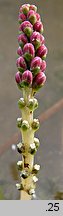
[17,47,23,56]
[27,10,37,25]
[34,21,44,33]
[19,4,30,15]
[16,56,27,73]
[30,56,43,75]
[32,72,46,90]
[18,13,26,24]
[23,43,35,62]
[41,60,46,72]
[22,70,33,86]
[30,5,37,12]
[15,71,22,84]
[37,44,48,59]
[19,21,33,37]
[36,13,41,21]
[18,34,28,48]
[20,21,32,31]
[30,31,45,50]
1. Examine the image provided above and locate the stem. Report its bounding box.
[20,87,35,200]
[20,191,31,200]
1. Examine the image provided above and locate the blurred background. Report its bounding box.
[0,0,63,199]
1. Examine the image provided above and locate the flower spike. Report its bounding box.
[15,3,48,200]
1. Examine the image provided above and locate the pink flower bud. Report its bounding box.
[18,13,26,24]
[41,60,46,72]
[17,47,23,56]
[36,13,41,21]
[27,10,37,25]
[22,70,33,86]
[23,43,35,62]
[20,21,33,31]
[19,4,30,15]
[37,44,48,59]
[30,31,45,50]
[16,56,27,73]
[30,5,37,12]
[15,71,22,84]
[30,56,43,75]
[34,21,43,33]
[19,21,33,37]
[18,33,28,48]
[32,72,46,90]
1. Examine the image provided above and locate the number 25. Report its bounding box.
[48,202,59,211]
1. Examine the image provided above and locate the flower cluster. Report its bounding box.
[15,4,48,92]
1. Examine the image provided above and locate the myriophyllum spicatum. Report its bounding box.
[15,3,48,200]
